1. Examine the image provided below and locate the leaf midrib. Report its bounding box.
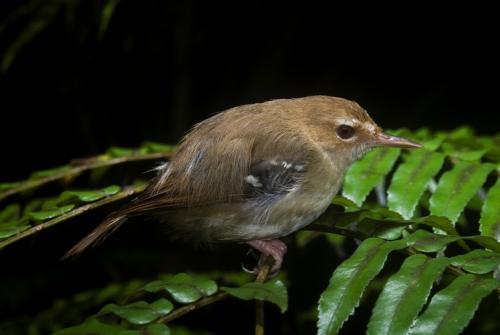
[361,149,392,179]
[401,152,443,212]
[386,258,432,334]
[407,151,436,188]
[438,164,477,218]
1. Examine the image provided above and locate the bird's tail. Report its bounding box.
[63,213,127,259]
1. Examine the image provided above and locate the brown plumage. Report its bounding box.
[65,96,420,271]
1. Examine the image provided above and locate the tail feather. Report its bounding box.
[63,214,127,259]
[63,183,178,259]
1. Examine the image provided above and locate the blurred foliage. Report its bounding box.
[0,0,120,73]
[53,273,287,335]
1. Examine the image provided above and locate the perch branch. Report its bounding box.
[255,255,274,335]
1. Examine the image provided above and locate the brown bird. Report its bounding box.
[65,96,420,272]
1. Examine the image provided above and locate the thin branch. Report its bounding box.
[0,185,145,250]
[255,256,274,335]
[155,291,230,324]
[307,222,366,240]
[255,255,274,283]
[0,152,170,203]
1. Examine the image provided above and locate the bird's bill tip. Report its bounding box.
[375,133,422,149]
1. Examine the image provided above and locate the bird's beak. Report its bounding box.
[374,133,422,149]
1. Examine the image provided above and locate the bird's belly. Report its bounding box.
[228,180,340,241]
[269,186,338,237]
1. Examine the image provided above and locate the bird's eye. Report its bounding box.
[336,124,356,139]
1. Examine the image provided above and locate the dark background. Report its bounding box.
[1,1,499,181]
[0,1,499,334]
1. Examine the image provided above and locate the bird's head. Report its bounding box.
[296,96,421,166]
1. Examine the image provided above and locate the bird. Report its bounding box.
[65,96,420,272]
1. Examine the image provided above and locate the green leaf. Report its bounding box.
[410,216,459,236]
[0,181,21,191]
[450,250,500,274]
[22,198,43,215]
[106,146,148,158]
[399,216,472,251]
[410,274,499,335]
[357,220,408,240]
[442,144,490,161]
[343,148,401,206]
[98,0,120,41]
[0,221,30,239]
[121,325,168,335]
[485,136,500,162]
[448,126,475,140]
[465,235,500,253]
[414,129,447,151]
[29,165,71,179]
[107,146,135,157]
[29,204,75,221]
[404,229,500,254]
[99,298,173,325]
[480,178,500,241]
[144,324,171,335]
[0,204,21,222]
[143,273,217,304]
[429,162,494,224]
[54,318,126,335]
[295,231,321,247]
[406,230,463,253]
[222,278,288,313]
[388,150,445,219]
[324,233,346,246]
[367,254,449,335]
[317,238,406,335]
[441,128,493,161]
[142,141,176,153]
[59,185,121,203]
[331,196,359,210]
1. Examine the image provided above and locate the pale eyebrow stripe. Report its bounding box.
[337,118,359,127]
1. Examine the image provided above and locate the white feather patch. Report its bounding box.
[245,175,263,187]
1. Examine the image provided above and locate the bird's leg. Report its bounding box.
[246,239,287,274]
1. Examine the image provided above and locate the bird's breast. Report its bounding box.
[268,172,342,237]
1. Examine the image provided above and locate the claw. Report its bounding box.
[241,261,257,275]
[246,239,287,274]
[241,247,259,275]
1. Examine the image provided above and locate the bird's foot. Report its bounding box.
[246,239,287,274]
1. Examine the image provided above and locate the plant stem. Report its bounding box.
[0,186,144,250]
[255,255,274,335]
[156,291,230,324]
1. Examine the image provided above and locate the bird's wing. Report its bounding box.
[120,115,311,214]
[126,142,309,215]
[243,158,306,200]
